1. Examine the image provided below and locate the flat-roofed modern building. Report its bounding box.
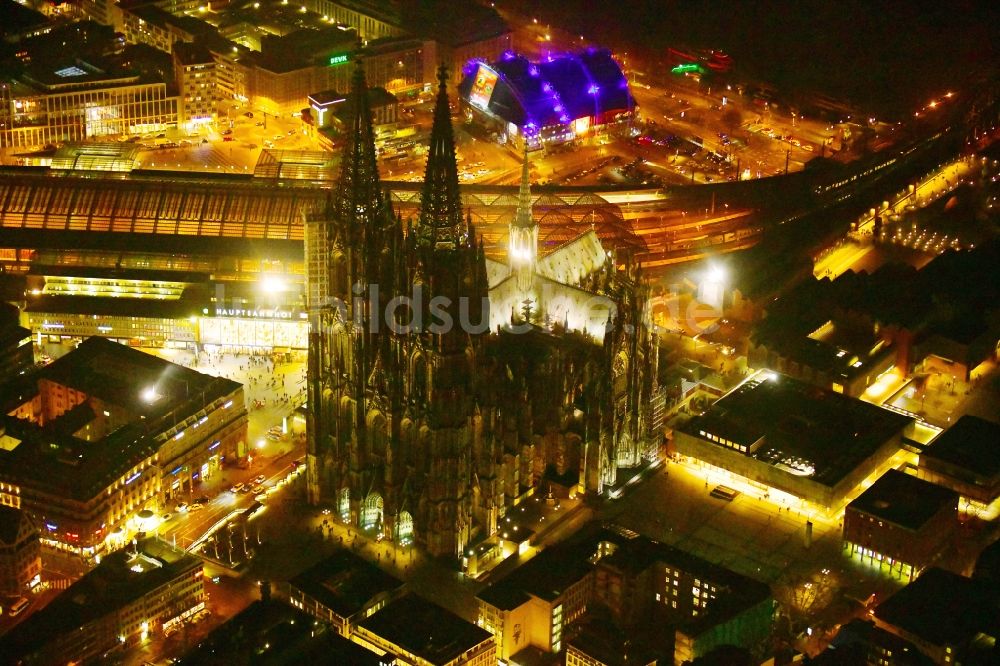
[843,469,958,581]
[0,59,178,150]
[0,337,246,554]
[477,524,774,665]
[182,598,392,664]
[173,42,222,128]
[873,568,1000,665]
[0,302,33,381]
[304,0,404,41]
[308,86,398,133]
[0,505,41,596]
[0,538,204,664]
[914,415,1000,518]
[355,593,495,666]
[672,371,913,513]
[283,549,405,637]
[477,539,596,659]
[749,316,898,398]
[566,625,660,666]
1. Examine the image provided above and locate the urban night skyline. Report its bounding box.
[0,1,997,665]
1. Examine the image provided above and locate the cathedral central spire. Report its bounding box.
[508,148,537,292]
[417,66,464,247]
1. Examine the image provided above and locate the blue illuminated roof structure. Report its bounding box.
[458,48,634,133]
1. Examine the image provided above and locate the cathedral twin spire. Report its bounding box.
[418,66,466,248]
[330,50,388,251]
[336,57,470,252]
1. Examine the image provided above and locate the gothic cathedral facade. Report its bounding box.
[306,59,664,560]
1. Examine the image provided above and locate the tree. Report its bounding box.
[721,108,744,135]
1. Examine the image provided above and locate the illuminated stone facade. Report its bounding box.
[0,337,247,553]
[0,506,41,596]
[0,538,204,663]
[306,58,662,561]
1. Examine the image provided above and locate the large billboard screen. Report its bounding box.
[468,64,498,111]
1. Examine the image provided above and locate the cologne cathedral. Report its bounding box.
[305,58,664,559]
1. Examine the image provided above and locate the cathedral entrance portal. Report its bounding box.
[396,511,413,545]
[362,493,383,533]
[339,487,350,523]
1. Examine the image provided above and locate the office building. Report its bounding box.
[173,42,222,127]
[0,505,41,596]
[354,593,495,666]
[0,538,204,663]
[0,302,34,380]
[915,415,1000,518]
[873,567,1000,665]
[477,540,596,659]
[0,337,246,553]
[308,86,398,134]
[477,525,774,664]
[304,0,403,41]
[283,549,405,637]
[0,23,178,151]
[843,469,958,581]
[672,371,913,513]
[816,619,934,666]
[180,598,391,664]
[566,622,661,666]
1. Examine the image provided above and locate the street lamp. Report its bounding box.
[141,386,159,403]
[260,276,285,294]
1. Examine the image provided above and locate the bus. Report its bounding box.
[710,485,740,501]
[8,597,29,617]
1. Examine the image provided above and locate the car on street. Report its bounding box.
[188,502,204,512]
[250,484,264,495]
[230,483,244,493]
[221,129,233,135]
[176,502,189,512]
[193,496,209,505]
[253,474,266,485]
